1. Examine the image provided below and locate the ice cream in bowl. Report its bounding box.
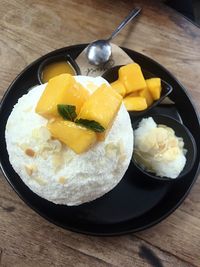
[132,115,197,181]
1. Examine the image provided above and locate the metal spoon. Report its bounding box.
[86,7,141,66]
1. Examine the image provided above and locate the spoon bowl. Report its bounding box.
[86,40,111,66]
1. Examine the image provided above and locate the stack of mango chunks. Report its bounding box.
[111,63,162,111]
[35,74,122,153]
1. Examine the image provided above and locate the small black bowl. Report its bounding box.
[132,114,197,182]
[102,65,173,117]
[37,54,81,84]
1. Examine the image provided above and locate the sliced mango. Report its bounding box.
[47,119,96,154]
[123,96,147,111]
[96,131,107,142]
[146,78,161,100]
[111,80,126,97]
[139,87,153,107]
[36,74,89,118]
[78,84,122,129]
[119,63,146,94]
[96,123,112,141]
[128,91,140,97]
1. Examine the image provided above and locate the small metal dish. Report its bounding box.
[132,114,197,182]
[37,54,81,84]
[102,65,173,117]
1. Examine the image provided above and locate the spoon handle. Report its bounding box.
[107,7,141,41]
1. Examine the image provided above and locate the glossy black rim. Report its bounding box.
[0,44,199,236]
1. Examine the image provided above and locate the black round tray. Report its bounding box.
[0,44,199,236]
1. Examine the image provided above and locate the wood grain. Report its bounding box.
[0,0,200,266]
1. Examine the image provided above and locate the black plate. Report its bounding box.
[0,44,200,236]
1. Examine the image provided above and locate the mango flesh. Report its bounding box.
[96,125,111,141]
[111,80,126,97]
[139,87,153,107]
[128,91,139,97]
[119,63,146,94]
[78,84,122,129]
[47,119,97,154]
[36,74,89,118]
[146,78,161,100]
[123,96,147,111]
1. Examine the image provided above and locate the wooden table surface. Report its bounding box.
[0,0,200,266]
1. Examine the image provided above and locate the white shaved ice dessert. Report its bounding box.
[5,76,133,205]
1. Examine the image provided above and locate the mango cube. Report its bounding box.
[119,63,146,94]
[96,133,106,141]
[78,84,122,129]
[47,119,97,154]
[146,78,161,100]
[139,87,153,107]
[96,126,111,141]
[128,91,140,97]
[123,96,147,111]
[36,74,89,118]
[111,80,126,97]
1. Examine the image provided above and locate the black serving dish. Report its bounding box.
[37,54,81,84]
[0,44,199,236]
[102,65,173,117]
[132,114,197,182]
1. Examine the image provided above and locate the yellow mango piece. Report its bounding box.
[146,78,161,100]
[139,87,153,107]
[123,96,147,111]
[96,131,107,142]
[96,125,111,141]
[127,91,140,97]
[78,84,122,129]
[111,80,126,97]
[47,119,97,154]
[119,63,146,94]
[36,74,89,118]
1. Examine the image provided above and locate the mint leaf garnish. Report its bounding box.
[75,119,105,133]
[57,104,77,121]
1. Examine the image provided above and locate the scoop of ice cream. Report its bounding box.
[134,117,186,178]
